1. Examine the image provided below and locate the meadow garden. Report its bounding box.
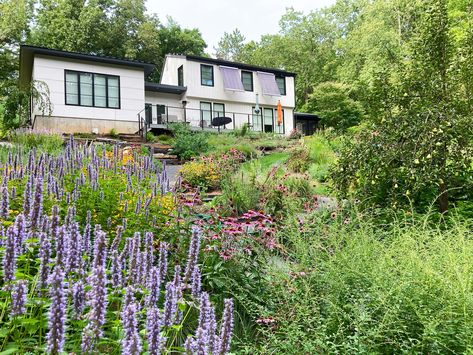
[0,123,471,354]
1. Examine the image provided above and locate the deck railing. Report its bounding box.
[138,104,286,137]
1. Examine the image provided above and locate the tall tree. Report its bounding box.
[214,29,246,61]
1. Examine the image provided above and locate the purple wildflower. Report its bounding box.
[121,302,142,355]
[146,266,161,307]
[22,174,33,218]
[81,263,107,353]
[68,222,82,272]
[30,177,44,229]
[14,213,26,254]
[147,307,164,355]
[1,186,9,219]
[184,226,202,284]
[144,232,154,273]
[111,249,123,290]
[157,242,168,282]
[71,280,85,320]
[55,226,69,272]
[93,229,107,269]
[38,232,51,294]
[46,267,66,355]
[191,265,202,299]
[3,226,17,284]
[10,280,28,316]
[218,299,234,355]
[162,281,178,327]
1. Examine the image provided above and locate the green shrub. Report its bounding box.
[109,128,118,138]
[287,148,310,173]
[169,123,209,159]
[146,131,157,143]
[9,129,63,153]
[214,174,261,215]
[157,134,173,144]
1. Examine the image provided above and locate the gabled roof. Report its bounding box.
[19,45,155,88]
[145,82,187,95]
[185,55,296,77]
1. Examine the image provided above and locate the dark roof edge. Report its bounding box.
[20,45,156,75]
[186,55,296,77]
[145,82,187,95]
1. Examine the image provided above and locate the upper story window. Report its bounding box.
[241,71,253,91]
[65,70,120,108]
[178,65,184,86]
[276,76,286,96]
[200,64,214,86]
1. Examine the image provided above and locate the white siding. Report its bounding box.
[159,56,296,135]
[32,55,145,124]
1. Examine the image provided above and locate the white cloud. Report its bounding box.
[146,0,336,54]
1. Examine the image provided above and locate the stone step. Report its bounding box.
[153,153,180,165]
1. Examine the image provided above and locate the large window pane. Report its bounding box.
[276,76,286,95]
[252,107,262,131]
[213,103,225,117]
[201,65,214,86]
[107,77,119,108]
[264,108,274,133]
[65,70,120,109]
[94,74,107,107]
[80,73,93,106]
[65,72,78,105]
[200,102,212,127]
[241,71,253,91]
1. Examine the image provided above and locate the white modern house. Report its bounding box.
[19,45,297,136]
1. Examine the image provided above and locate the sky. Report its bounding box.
[147,0,337,55]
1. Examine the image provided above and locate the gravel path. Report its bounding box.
[165,164,182,187]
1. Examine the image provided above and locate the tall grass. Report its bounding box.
[247,214,473,354]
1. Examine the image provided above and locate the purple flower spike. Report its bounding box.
[3,226,17,284]
[111,249,123,290]
[219,299,234,355]
[81,263,107,353]
[184,226,202,284]
[93,229,107,269]
[38,232,51,294]
[30,177,44,229]
[1,186,9,219]
[71,280,85,320]
[10,280,28,316]
[121,302,142,355]
[163,281,177,327]
[157,242,168,282]
[191,265,202,299]
[55,226,70,272]
[14,213,26,254]
[46,267,66,355]
[146,266,161,307]
[147,307,164,355]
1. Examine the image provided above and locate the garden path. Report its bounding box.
[166,164,182,187]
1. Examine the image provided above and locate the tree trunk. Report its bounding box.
[438,182,449,214]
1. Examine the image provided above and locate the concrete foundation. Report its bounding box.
[34,116,139,134]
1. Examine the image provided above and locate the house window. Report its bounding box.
[65,70,120,108]
[200,102,212,127]
[200,64,214,86]
[241,71,253,91]
[276,76,286,95]
[264,108,274,133]
[178,65,184,86]
[213,103,225,117]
